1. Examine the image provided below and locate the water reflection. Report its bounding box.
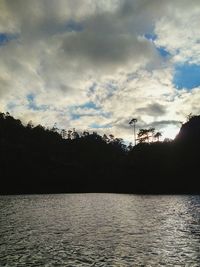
[0,194,200,266]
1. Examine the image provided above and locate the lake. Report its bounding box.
[1,194,200,266]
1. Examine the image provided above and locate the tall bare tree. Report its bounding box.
[129,118,137,146]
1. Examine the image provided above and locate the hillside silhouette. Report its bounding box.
[0,112,200,194]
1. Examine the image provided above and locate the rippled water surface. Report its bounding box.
[1,194,200,266]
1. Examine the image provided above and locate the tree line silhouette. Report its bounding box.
[0,111,200,194]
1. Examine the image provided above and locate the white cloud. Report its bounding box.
[0,0,200,141]
[155,1,200,64]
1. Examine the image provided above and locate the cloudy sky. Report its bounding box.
[1,0,200,141]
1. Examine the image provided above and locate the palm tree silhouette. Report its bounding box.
[129,118,137,146]
[154,131,162,142]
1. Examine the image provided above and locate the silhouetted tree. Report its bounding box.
[149,127,155,142]
[83,131,89,137]
[51,123,58,133]
[137,127,156,143]
[187,113,194,121]
[1,111,200,194]
[103,134,109,143]
[72,128,79,139]
[154,131,162,142]
[129,118,137,146]
[67,130,72,139]
[60,129,67,139]
[27,120,34,129]
[137,129,150,143]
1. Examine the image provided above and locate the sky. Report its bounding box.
[1,0,200,142]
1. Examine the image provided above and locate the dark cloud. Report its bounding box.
[62,31,156,70]
[60,1,164,72]
[150,120,181,128]
[114,117,181,131]
[136,103,166,116]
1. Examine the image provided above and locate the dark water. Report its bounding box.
[1,194,200,266]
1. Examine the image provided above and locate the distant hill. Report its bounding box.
[0,112,200,194]
[176,115,200,143]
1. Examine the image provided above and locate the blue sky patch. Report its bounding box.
[71,113,81,120]
[70,101,99,120]
[157,47,170,58]
[60,20,83,33]
[27,94,48,111]
[173,63,200,90]
[0,33,9,44]
[70,101,111,121]
[144,32,170,58]
[27,93,35,110]
[80,101,99,110]
[144,33,157,41]
[89,123,112,129]
[70,101,100,111]
[0,33,18,45]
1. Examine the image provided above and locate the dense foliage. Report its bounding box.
[0,112,200,194]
